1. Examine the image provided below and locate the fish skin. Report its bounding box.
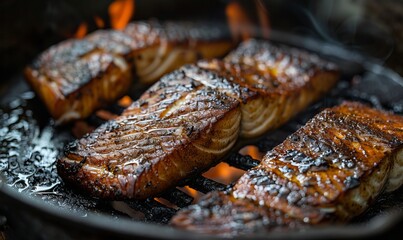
[58,69,241,199]
[25,21,233,124]
[171,102,403,236]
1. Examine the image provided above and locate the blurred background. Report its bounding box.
[0,0,402,79]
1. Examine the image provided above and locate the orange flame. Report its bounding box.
[178,186,204,203]
[203,162,245,185]
[109,0,135,30]
[74,23,88,39]
[154,197,178,209]
[226,0,271,41]
[94,16,105,28]
[226,1,252,42]
[239,145,264,160]
[118,95,133,107]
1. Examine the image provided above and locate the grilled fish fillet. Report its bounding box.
[57,40,339,199]
[189,39,338,137]
[25,21,233,124]
[171,102,403,236]
[58,71,242,199]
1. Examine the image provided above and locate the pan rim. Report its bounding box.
[1,30,402,239]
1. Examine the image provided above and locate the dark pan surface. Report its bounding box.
[0,31,403,239]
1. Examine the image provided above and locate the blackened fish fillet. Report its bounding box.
[186,39,339,137]
[58,40,339,199]
[58,71,241,199]
[25,21,233,124]
[171,102,403,236]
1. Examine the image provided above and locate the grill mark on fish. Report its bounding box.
[171,102,403,236]
[182,39,339,138]
[58,40,339,200]
[58,68,241,199]
[25,21,233,124]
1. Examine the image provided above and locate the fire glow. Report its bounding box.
[74,0,135,38]
[71,0,270,205]
[226,0,270,41]
[203,162,245,185]
[181,146,264,202]
[118,95,133,108]
[202,146,263,186]
[240,145,265,160]
[109,0,135,30]
[226,1,252,42]
[178,186,205,204]
[74,23,88,39]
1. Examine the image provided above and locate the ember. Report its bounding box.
[94,16,105,28]
[178,186,204,204]
[74,23,88,38]
[203,162,245,185]
[118,96,134,108]
[240,145,265,160]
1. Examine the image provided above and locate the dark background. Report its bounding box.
[0,0,402,79]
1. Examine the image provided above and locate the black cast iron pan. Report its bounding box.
[1,30,403,239]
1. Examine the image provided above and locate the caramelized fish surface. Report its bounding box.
[58,40,339,199]
[25,21,233,124]
[171,102,403,236]
[58,71,241,199]
[191,39,339,137]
